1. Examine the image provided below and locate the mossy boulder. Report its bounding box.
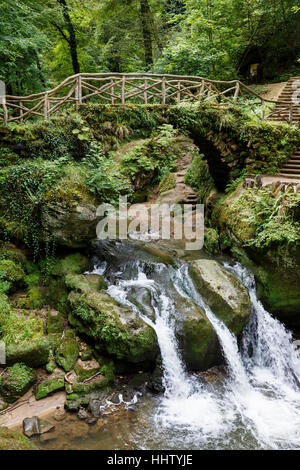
[0,259,24,292]
[84,273,107,291]
[189,259,251,335]
[35,372,65,400]
[0,426,38,450]
[41,199,101,248]
[74,358,100,380]
[6,338,52,368]
[176,296,222,370]
[49,252,91,277]
[66,274,158,364]
[0,363,36,403]
[47,310,65,334]
[65,362,115,397]
[55,336,79,372]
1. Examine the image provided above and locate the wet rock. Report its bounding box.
[77,408,89,420]
[67,274,158,364]
[23,416,54,437]
[54,407,66,422]
[39,419,55,434]
[23,417,40,437]
[127,287,155,321]
[84,273,107,290]
[41,200,101,248]
[190,259,251,335]
[86,417,98,425]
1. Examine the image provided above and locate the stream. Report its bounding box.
[37,240,300,450]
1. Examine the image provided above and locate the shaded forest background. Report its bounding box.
[0,0,300,96]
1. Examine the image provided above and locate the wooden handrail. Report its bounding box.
[0,73,295,125]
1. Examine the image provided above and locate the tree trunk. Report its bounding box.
[57,0,80,74]
[140,0,153,68]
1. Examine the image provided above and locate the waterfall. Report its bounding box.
[225,262,300,390]
[90,241,300,449]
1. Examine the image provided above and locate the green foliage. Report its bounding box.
[231,188,300,249]
[120,124,180,190]
[0,363,36,403]
[185,150,214,202]
[82,143,133,205]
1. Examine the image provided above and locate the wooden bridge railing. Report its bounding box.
[0,73,295,125]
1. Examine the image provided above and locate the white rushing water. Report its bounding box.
[92,249,300,450]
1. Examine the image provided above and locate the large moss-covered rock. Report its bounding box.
[0,426,38,450]
[0,363,36,403]
[55,336,79,372]
[49,253,91,277]
[66,274,158,364]
[46,310,65,334]
[176,297,222,370]
[189,259,251,335]
[6,338,51,368]
[36,371,65,400]
[41,199,101,248]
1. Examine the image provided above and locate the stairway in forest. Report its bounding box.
[270,77,300,178]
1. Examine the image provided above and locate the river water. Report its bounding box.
[37,240,300,450]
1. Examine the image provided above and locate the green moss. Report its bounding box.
[46,311,64,334]
[0,426,38,450]
[158,172,176,194]
[49,253,90,277]
[185,150,214,201]
[26,286,44,309]
[45,359,57,374]
[55,337,79,372]
[35,373,65,400]
[0,363,36,403]
[0,259,24,285]
[66,274,157,363]
[204,228,219,255]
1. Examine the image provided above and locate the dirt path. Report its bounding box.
[258,82,287,101]
[0,389,66,428]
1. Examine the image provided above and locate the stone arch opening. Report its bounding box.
[192,134,231,192]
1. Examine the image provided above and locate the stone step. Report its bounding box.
[279,168,300,174]
[279,173,300,179]
[282,164,300,169]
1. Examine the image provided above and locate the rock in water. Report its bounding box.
[189,259,251,335]
[23,417,40,437]
[66,274,158,364]
[23,416,55,437]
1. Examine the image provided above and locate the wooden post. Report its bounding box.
[111,78,115,105]
[20,101,24,123]
[162,77,166,105]
[3,102,8,126]
[121,75,125,105]
[177,82,181,103]
[144,79,148,104]
[78,76,82,106]
[233,82,240,103]
[44,92,49,120]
